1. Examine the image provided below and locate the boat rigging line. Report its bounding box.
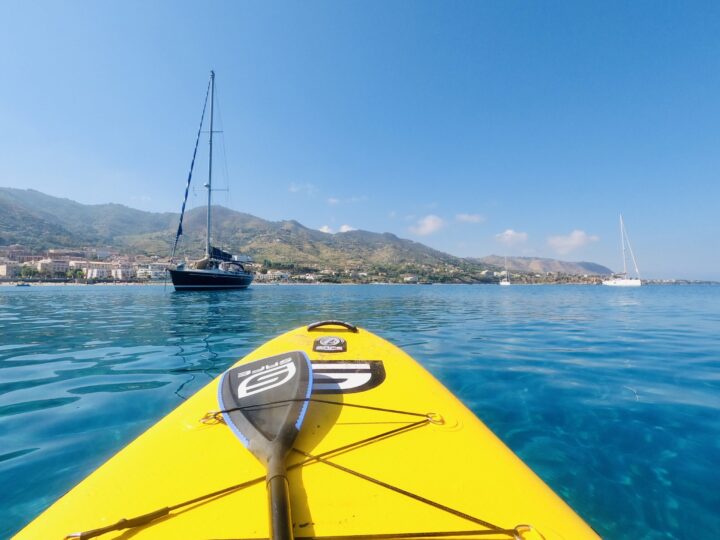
[171,77,211,260]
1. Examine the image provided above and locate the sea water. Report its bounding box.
[0,284,718,539]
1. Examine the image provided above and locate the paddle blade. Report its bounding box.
[219,351,313,464]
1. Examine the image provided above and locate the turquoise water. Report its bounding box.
[1,284,718,539]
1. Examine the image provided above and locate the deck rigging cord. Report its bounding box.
[65,398,533,540]
[222,530,540,540]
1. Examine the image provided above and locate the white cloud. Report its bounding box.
[339,224,356,233]
[409,215,445,236]
[289,182,317,196]
[547,230,599,255]
[327,195,367,205]
[319,225,332,233]
[456,213,485,224]
[496,229,528,245]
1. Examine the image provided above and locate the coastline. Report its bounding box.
[2,280,716,287]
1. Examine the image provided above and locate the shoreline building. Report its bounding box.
[136,263,167,280]
[0,262,21,278]
[36,259,70,276]
[111,263,135,280]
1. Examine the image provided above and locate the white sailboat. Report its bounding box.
[499,256,511,286]
[602,214,641,287]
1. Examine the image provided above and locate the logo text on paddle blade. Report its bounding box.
[236,358,296,398]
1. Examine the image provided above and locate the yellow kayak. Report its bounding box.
[16,321,600,540]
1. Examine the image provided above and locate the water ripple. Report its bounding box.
[1,284,719,539]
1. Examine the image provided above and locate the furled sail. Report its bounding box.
[171,79,212,259]
[210,246,234,262]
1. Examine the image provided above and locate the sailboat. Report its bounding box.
[499,255,511,286]
[602,213,641,287]
[168,71,253,291]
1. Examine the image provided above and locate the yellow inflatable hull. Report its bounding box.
[16,323,599,539]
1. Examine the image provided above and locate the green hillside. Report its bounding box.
[0,187,612,280]
[0,188,175,248]
[0,188,493,281]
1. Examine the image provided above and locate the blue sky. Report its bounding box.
[1,1,719,279]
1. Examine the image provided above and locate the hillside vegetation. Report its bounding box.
[0,187,613,279]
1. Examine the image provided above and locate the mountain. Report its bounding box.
[0,187,610,279]
[475,255,612,276]
[0,188,175,247]
[120,206,485,279]
[0,188,490,281]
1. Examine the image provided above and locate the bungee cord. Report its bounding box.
[65,398,534,540]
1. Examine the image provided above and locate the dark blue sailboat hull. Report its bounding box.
[168,268,253,291]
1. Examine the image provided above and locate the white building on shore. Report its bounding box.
[0,262,21,277]
[136,263,167,280]
[112,263,135,280]
[69,260,114,279]
[36,259,70,275]
[254,270,289,283]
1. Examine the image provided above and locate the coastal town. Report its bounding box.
[0,242,544,285]
[2,242,696,286]
[0,244,170,281]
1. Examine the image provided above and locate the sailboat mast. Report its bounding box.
[620,213,627,276]
[623,216,641,278]
[206,70,215,258]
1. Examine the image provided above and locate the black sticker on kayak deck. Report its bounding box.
[311,360,385,394]
[313,336,347,353]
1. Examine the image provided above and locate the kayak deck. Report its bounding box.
[15,322,599,539]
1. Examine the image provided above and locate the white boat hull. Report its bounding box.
[602,278,641,287]
[607,214,642,287]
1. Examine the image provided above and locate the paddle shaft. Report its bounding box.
[218,352,312,540]
[267,461,293,540]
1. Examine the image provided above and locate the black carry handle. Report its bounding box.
[307,320,358,333]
